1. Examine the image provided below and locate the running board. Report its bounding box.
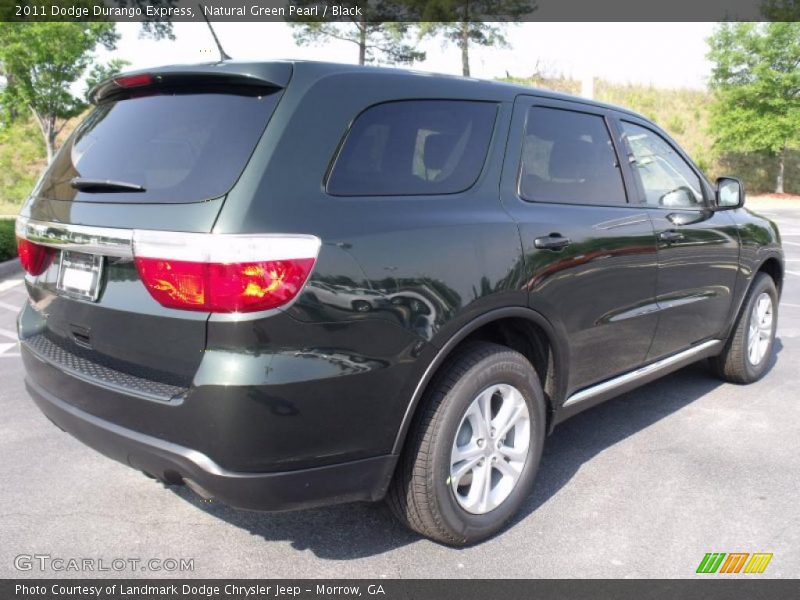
[563,339,722,408]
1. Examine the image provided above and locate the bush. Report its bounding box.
[0,219,17,262]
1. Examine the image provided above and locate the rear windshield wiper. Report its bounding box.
[70,178,146,193]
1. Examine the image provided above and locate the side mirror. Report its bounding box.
[716,177,744,209]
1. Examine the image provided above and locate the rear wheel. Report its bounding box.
[387,342,546,545]
[711,273,778,383]
[352,300,372,313]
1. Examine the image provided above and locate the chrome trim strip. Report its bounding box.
[16,216,133,258]
[592,214,651,230]
[563,339,722,408]
[15,217,323,264]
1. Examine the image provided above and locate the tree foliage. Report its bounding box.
[114,1,175,40]
[761,0,800,20]
[0,22,119,163]
[83,58,130,102]
[416,0,536,76]
[708,22,800,193]
[289,1,424,65]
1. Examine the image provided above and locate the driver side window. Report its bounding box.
[621,121,703,208]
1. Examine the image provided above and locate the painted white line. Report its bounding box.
[0,279,23,293]
[786,270,800,277]
[783,241,800,247]
[0,342,16,355]
[0,353,20,358]
[782,302,800,308]
[0,327,17,340]
[0,300,21,312]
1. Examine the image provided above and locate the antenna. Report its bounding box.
[199,3,232,61]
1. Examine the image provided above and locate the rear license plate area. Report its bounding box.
[57,251,104,301]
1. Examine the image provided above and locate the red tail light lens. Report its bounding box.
[132,231,321,313]
[114,73,153,88]
[17,237,55,276]
[134,257,316,313]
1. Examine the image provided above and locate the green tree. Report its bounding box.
[417,0,536,76]
[289,2,424,65]
[114,1,175,40]
[708,22,800,194]
[83,58,130,102]
[761,0,800,20]
[0,22,119,163]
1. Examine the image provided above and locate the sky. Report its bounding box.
[97,22,717,91]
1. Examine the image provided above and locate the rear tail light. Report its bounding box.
[114,73,153,88]
[133,231,320,313]
[16,237,55,276]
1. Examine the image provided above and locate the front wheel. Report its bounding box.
[387,342,546,545]
[711,273,778,383]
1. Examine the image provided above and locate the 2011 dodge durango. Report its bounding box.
[15,61,783,545]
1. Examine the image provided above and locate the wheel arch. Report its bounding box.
[391,307,569,455]
[722,252,783,344]
[758,255,784,297]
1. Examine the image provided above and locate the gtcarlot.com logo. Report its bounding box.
[696,552,773,574]
[14,554,194,573]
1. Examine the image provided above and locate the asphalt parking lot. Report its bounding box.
[1,199,798,579]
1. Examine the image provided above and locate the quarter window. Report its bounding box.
[519,107,626,206]
[327,100,497,196]
[621,122,704,208]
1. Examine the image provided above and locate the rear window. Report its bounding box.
[40,90,282,203]
[327,100,497,196]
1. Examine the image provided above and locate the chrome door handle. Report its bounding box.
[534,234,571,251]
[659,230,685,243]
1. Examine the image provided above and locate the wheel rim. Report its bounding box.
[747,292,773,366]
[449,384,531,515]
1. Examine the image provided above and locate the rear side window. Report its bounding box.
[41,90,282,203]
[519,107,626,206]
[327,100,497,196]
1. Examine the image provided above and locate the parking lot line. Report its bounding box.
[784,241,800,247]
[0,327,17,340]
[0,299,21,311]
[787,270,800,277]
[0,279,23,293]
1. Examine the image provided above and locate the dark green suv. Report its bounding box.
[16,61,783,545]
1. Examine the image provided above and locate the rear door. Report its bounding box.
[500,97,660,395]
[17,73,286,391]
[615,118,739,360]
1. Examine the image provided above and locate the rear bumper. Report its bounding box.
[25,375,398,512]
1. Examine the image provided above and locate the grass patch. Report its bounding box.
[0,218,17,262]
[0,112,81,217]
[0,118,46,215]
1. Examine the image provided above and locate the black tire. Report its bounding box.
[710,273,778,384]
[387,342,546,545]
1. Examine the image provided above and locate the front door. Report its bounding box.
[616,119,740,360]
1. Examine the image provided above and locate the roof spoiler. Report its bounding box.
[89,62,293,104]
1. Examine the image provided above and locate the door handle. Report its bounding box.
[534,234,571,251]
[666,212,702,226]
[659,230,685,243]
